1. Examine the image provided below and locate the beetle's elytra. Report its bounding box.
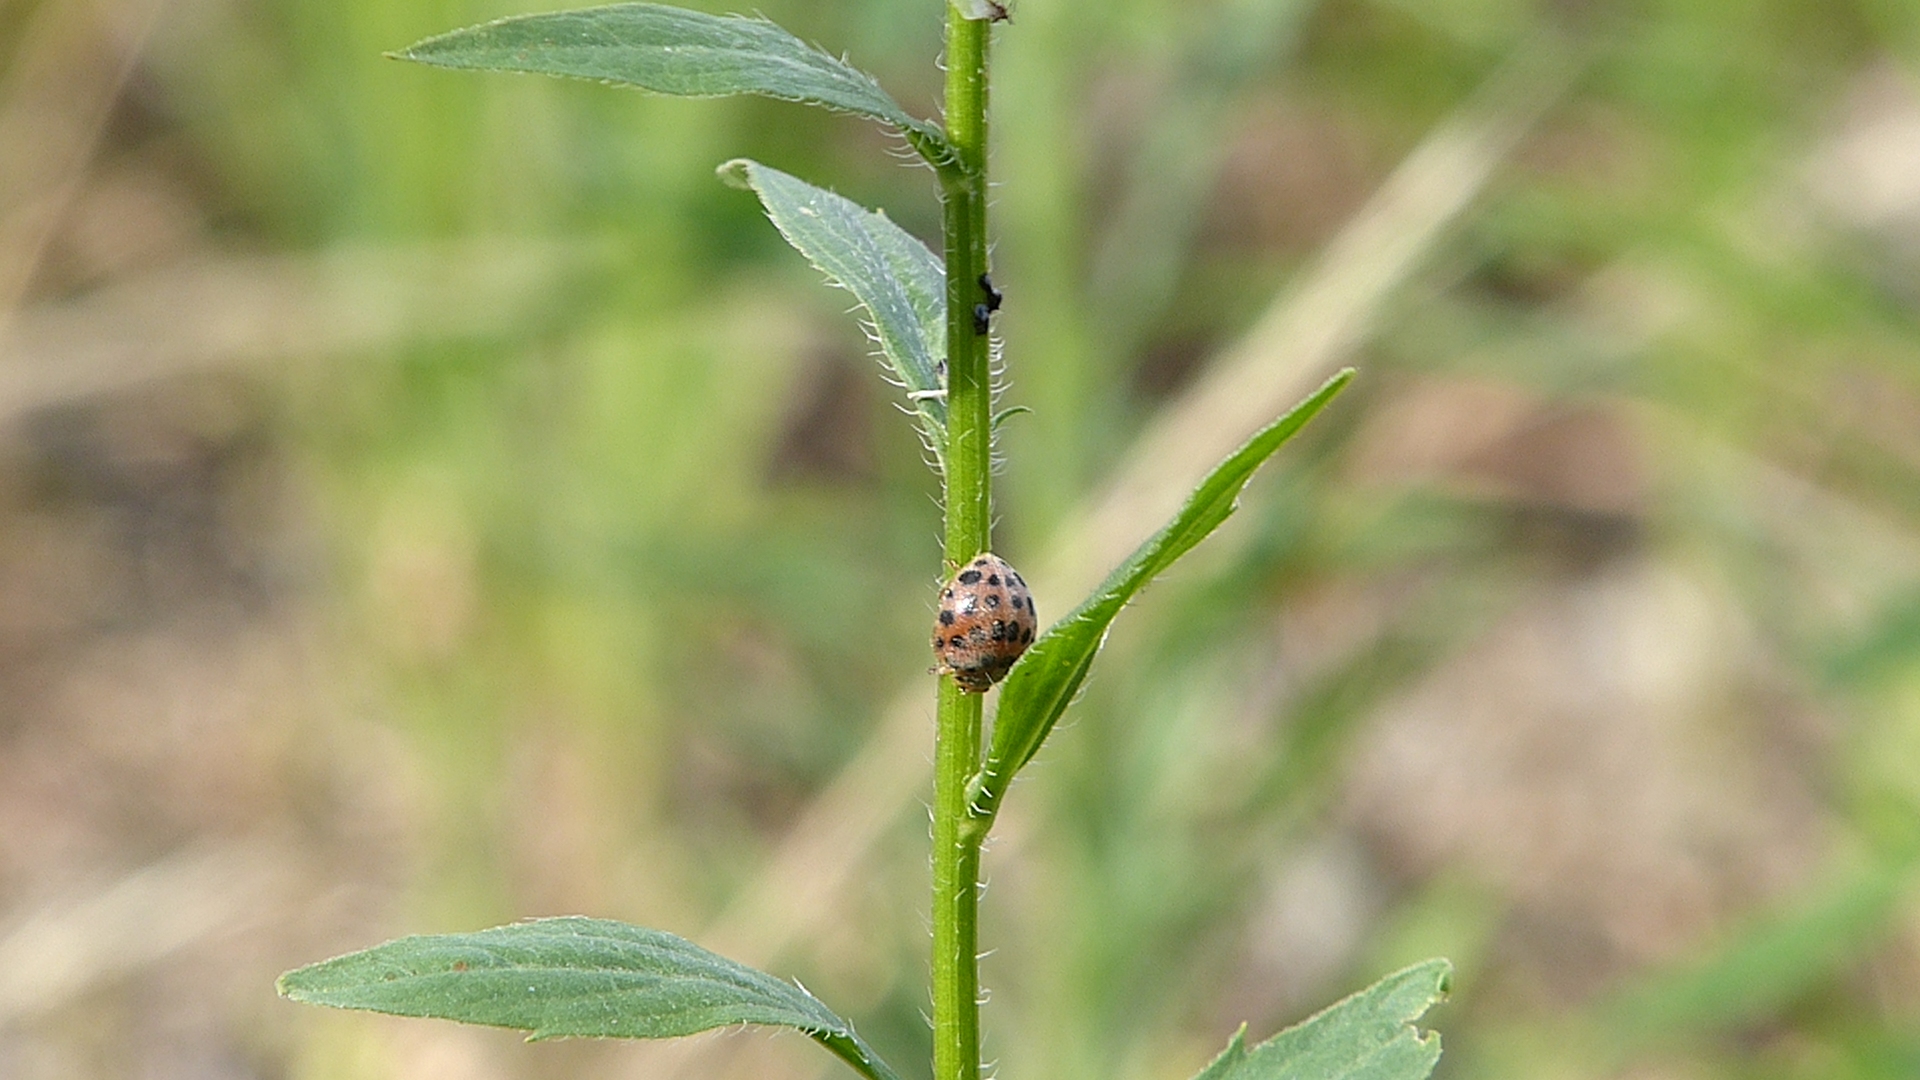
[932,553,1036,693]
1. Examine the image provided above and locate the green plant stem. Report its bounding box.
[934,9,991,1080]
[931,680,983,1080]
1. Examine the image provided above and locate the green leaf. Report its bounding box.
[277,917,902,1080]
[720,158,947,463]
[394,4,953,165]
[1191,959,1450,1080]
[971,369,1353,819]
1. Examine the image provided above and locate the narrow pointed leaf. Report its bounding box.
[394,4,952,162]
[1191,959,1450,1080]
[720,158,947,459]
[972,370,1353,817]
[277,917,902,1080]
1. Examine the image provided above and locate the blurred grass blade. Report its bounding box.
[970,369,1353,818]
[394,3,952,162]
[720,158,948,463]
[1191,959,1450,1080]
[277,917,902,1080]
[1601,850,1920,1050]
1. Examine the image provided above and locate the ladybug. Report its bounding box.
[933,553,1037,693]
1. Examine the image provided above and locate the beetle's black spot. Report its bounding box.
[939,610,955,626]
[949,636,965,648]
[1021,626,1033,643]
[974,556,991,566]
[958,570,982,585]
[1008,571,1024,586]
[942,588,953,599]
[1009,595,1022,611]
[987,574,1001,585]
[983,594,999,610]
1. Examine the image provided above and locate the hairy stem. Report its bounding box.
[934,9,991,1080]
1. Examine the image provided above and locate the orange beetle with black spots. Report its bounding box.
[932,553,1037,693]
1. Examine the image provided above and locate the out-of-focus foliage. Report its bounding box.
[0,2,1918,1080]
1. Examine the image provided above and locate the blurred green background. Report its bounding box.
[2,0,1919,1078]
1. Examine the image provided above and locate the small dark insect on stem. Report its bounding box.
[985,1,1010,22]
[973,273,1001,334]
[978,273,1002,312]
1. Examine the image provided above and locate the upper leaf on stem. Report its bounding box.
[393,3,958,167]
[719,158,949,468]
[969,369,1355,822]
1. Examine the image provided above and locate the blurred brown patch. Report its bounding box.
[1199,99,1379,257]
[38,151,206,297]
[0,374,412,1074]
[1344,560,1831,1003]
[766,349,878,486]
[1349,373,1647,520]
[1516,99,1662,201]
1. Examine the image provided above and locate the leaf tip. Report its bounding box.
[1406,956,1454,999]
[385,38,439,66]
[716,159,757,191]
[275,965,314,1002]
